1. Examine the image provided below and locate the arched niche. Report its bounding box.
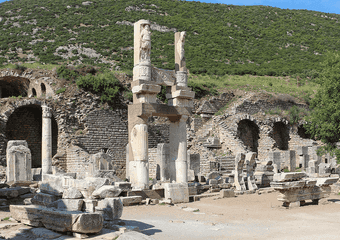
[273,122,290,150]
[41,83,46,97]
[5,104,58,167]
[237,119,260,152]
[32,88,37,97]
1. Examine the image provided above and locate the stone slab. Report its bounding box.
[273,172,306,182]
[119,196,142,206]
[127,189,164,200]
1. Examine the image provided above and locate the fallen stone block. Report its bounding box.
[40,174,64,196]
[10,205,103,233]
[119,196,142,206]
[163,183,189,204]
[31,192,60,206]
[114,182,132,191]
[96,198,123,220]
[31,227,62,239]
[63,187,83,199]
[47,199,84,211]
[0,187,31,198]
[92,186,122,199]
[220,189,235,198]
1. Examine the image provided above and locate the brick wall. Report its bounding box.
[77,108,128,178]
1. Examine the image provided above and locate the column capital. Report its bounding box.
[42,104,52,118]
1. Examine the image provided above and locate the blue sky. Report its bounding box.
[0,0,339,15]
[186,0,340,14]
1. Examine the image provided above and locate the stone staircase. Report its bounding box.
[217,156,235,174]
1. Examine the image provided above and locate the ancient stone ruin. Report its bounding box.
[0,19,339,239]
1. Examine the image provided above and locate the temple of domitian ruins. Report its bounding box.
[0,19,339,236]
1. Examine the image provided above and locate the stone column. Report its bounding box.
[169,115,188,183]
[156,143,170,181]
[175,31,187,87]
[129,117,149,189]
[42,104,52,177]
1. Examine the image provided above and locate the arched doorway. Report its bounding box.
[273,122,289,150]
[5,105,58,167]
[237,119,260,152]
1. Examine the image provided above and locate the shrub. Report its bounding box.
[76,72,123,104]
[57,65,79,81]
[72,49,79,55]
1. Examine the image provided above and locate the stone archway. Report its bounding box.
[5,104,58,168]
[237,119,260,152]
[273,122,289,150]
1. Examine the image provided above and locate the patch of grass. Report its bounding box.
[56,87,66,94]
[159,202,166,206]
[193,209,200,212]
[283,169,290,173]
[3,217,10,221]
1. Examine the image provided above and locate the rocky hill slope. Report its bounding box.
[0,0,338,78]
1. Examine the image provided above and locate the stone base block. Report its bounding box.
[220,189,235,198]
[163,183,189,204]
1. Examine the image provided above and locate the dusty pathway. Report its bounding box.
[1,192,340,239]
[122,192,340,240]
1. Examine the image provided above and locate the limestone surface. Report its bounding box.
[92,186,122,199]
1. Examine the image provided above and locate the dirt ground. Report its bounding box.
[121,191,340,240]
[1,191,340,239]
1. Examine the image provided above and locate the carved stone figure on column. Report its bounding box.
[177,31,186,67]
[140,24,151,62]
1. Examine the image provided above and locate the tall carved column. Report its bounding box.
[169,115,188,183]
[128,116,149,189]
[42,104,52,177]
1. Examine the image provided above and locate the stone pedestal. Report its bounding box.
[42,105,52,178]
[6,140,32,183]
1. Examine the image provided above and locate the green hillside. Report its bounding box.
[0,0,338,78]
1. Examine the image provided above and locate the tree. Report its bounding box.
[304,52,340,160]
